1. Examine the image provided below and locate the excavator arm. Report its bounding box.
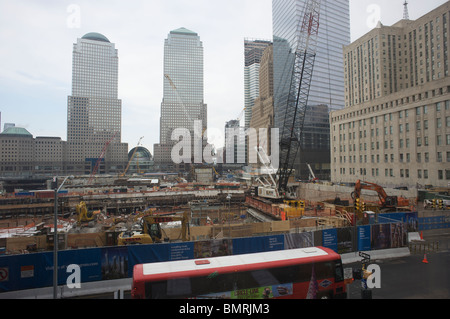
[352,180,387,203]
[352,180,408,208]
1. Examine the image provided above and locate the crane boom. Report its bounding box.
[88,132,118,184]
[121,136,144,177]
[237,107,246,124]
[165,74,192,123]
[165,73,205,139]
[277,0,321,196]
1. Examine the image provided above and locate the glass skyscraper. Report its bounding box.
[272,0,350,179]
[154,28,207,170]
[67,32,127,175]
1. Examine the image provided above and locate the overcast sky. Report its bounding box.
[0,0,447,154]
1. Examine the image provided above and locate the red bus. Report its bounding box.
[132,247,346,299]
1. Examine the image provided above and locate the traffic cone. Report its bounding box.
[420,231,424,240]
[422,254,428,264]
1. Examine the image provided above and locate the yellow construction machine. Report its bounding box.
[76,201,101,227]
[117,211,190,245]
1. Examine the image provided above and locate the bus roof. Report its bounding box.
[135,247,339,281]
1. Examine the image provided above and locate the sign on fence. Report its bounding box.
[1,213,443,294]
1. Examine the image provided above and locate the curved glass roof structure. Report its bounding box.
[128,146,152,161]
[170,27,198,36]
[81,32,111,43]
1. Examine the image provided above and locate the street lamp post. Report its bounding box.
[53,176,73,299]
[226,194,231,238]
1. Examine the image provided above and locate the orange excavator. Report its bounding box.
[351,180,410,209]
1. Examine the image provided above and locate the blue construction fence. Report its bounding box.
[418,215,450,230]
[0,211,446,293]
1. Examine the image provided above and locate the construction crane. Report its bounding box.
[87,132,118,184]
[165,74,191,123]
[255,146,279,199]
[258,0,321,200]
[237,107,246,125]
[307,163,318,183]
[121,136,144,177]
[165,73,206,138]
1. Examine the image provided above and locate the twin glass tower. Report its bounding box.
[154,0,350,174]
[67,32,127,175]
[68,0,350,176]
[154,27,207,170]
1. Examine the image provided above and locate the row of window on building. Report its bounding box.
[339,167,450,181]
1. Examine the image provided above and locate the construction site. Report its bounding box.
[3,169,447,297]
[0,0,437,255]
[0,172,425,255]
[1,0,449,298]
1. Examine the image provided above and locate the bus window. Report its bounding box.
[147,277,194,299]
[250,269,279,287]
[167,277,191,296]
[147,281,166,299]
[314,262,334,280]
[334,261,344,282]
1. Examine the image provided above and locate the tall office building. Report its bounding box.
[67,32,128,175]
[331,2,450,188]
[249,44,275,169]
[272,0,350,179]
[243,39,272,166]
[224,119,245,166]
[244,39,272,129]
[154,28,207,171]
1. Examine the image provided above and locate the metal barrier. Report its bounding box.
[409,241,440,254]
